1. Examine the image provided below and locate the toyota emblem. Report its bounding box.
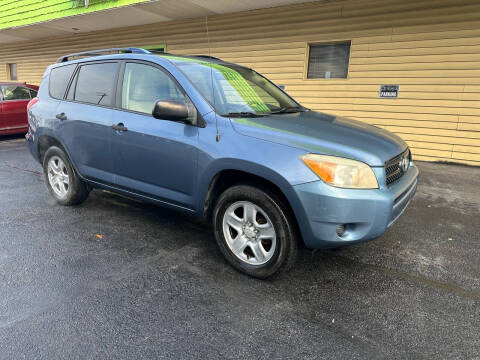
[399,156,409,172]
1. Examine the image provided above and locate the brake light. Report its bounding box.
[27,97,39,110]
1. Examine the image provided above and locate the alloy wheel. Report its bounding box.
[222,201,277,265]
[47,156,70,199]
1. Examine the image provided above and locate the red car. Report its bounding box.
[0,82,39,135]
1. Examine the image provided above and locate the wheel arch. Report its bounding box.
[36,132,81,178]
[200,161,308,245]
[37,134,65,164]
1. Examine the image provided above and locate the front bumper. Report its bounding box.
[293,164,418,249]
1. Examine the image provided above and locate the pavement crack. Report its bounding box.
[2,162,42,176]
[333,254,480,301]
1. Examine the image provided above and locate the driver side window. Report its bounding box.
[122,63,185,114]
[1,85,31,101]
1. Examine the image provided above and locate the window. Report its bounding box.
[74,62,119,106]
[176,60,298,115]
[7,63,17,81]
[307,42,351,79]
[121,62,185,114]
[49,64,76,99]
[29,89,38,98]
[1,85,31,100]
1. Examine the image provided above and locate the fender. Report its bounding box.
[194,158,314,244]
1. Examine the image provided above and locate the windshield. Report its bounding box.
[172,58,302,116]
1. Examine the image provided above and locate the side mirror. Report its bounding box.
[152,99,202,126]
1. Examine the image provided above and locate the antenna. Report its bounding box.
[205,16,220,142]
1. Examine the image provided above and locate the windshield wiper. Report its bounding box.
[222,112,265,118]
[269,106,307,114]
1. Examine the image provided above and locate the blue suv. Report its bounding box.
[27,48,418,278]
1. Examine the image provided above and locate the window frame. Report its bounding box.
[303,40,352,81]
[65,66,80,101]
[61,58,199,123]
[63,60,120,109]
[115,59,192,118]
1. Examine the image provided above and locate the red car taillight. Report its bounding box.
[27,97,39,110]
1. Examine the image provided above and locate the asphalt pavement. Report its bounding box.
[0,135,478,359]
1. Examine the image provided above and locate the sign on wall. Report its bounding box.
[379,85,399,98]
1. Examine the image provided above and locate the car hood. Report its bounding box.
[229,111,407,166]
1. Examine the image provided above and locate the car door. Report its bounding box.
[0,91,3,131]
[110,61,199,209]
[0,84,31,132]
[56,61,119,184]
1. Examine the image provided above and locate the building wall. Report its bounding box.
[1,0,479,165]
[0,0,151,30]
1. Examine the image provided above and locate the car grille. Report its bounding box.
[385,149,411,186]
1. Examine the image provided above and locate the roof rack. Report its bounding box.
[191,55,222,61]
[56,47,151,63]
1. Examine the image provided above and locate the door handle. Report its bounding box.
[112,123,128,132]
[56,112,67,121]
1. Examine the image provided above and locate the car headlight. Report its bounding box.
[301,154,379,189]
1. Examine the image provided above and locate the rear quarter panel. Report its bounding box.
[28,68,63,160]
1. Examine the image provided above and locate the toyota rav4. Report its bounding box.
[26,48,418,278]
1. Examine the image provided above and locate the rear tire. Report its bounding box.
[43,146,89,206]
[213,184,297,279]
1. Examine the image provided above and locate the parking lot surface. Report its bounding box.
[0,135,479,359]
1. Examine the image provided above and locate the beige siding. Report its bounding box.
[1,0,480,164]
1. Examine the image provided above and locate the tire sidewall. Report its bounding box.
[213,185,294,278]
[43,147,78,205]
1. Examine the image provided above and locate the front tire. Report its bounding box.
[213,184,297,279]
[43,146,89,206]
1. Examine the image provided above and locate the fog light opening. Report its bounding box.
[336,224,346,237]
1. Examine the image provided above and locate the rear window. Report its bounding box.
[73,62,118,106]
[49,64,76,99]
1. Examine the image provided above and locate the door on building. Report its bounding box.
[110,61,198,209]
[56,61,119,184]
[0,84,32,133]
